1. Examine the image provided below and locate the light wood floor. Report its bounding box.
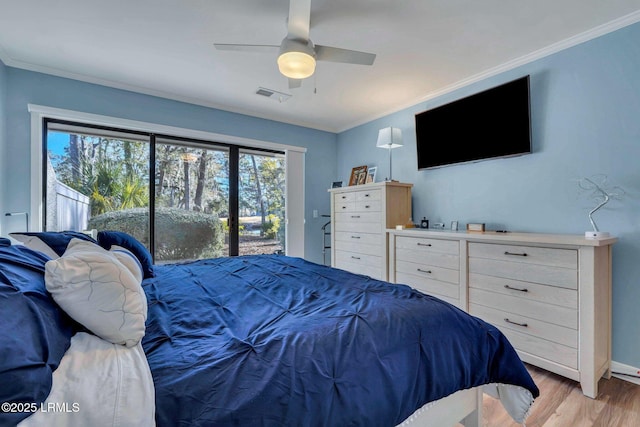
[481,364,640,426]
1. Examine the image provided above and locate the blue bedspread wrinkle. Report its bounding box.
[142,255,538,426]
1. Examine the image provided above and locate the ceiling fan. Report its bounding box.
[214,0,376,88]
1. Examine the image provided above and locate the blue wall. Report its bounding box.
[0,67,336,263]
[337,22,640,368]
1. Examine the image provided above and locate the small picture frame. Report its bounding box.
[349,165,368,186]
[366,166,377,184]
[331,181,343,188]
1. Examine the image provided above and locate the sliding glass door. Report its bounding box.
[44,120,286,263]
[45,125,150,242]
[154,138,230,262]
[238,150,285,256]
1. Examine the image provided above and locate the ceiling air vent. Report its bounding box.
[256,87,292,103]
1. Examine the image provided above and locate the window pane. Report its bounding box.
[238,151,286,256]
[46,130,150,248]
[154,142,229,263]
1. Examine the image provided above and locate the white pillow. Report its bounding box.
[45,239,147,347]
[9,231,98,259]
[9,233,59,258]
[110,245,144,284]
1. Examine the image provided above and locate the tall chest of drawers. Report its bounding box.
[329,182,412,280]
[388,229,616,398]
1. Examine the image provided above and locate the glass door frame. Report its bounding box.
[43,118,284,260]
[30,105,306,258]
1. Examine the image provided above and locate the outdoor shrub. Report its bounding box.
[261,214,281,239]
[88,207,224,262]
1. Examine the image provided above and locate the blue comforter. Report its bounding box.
[0,245,75,427]
[142,255,538,426]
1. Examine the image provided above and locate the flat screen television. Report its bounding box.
[415,76,531,169]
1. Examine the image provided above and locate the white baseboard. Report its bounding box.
[611,361,640,386]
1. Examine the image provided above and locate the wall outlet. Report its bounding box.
[312,209,318,218]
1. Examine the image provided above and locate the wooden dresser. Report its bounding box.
[329,182,412,280]
[388,229,616,398]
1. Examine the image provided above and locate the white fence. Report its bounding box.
[51,181,90,232]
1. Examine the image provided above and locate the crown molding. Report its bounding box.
[336,10,640,133]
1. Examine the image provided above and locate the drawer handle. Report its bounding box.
[351,256,361,260]
[351,215,361,218]
[417,268,432,274]
[504,251,527,257]
[364,194,370,197]
[504,284,528,293]
[365,205,371,208]
[341,196,347,199]
[504,318,528,328]
[417,242,432,247]
[351,236,361,239]
[342,206,347,209]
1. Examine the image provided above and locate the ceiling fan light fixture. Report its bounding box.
[278,51,316,79]
[277,38,316,79]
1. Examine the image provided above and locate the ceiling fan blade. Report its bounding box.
[287,0,311,40]
[214,43,279,53]
[288,78,302,89]
[315,45,376,65]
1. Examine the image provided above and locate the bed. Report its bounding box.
[1,232,538,427]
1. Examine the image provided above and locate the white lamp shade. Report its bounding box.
[376,127,403,149]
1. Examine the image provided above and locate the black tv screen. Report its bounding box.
[415,76,531,169]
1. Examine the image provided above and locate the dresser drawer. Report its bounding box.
[334,250,382,279]
[469,273,577,309]
[335,201,355,212]
[335,231,381,246]
[468,242,577,269]
[396,235,459,255]
[356,189,381,202]
[469,303,578,348]
[497,326,578,369]
[469,257,577,289]
[334,238,382,257]
[396,270,459,301]
[396,247,459,270]
[334,212,382,233]
[469,288,577,329]
[396,259,459,285]
[335,249,381,268]
[355,199,381,212]
[334,192,356,203]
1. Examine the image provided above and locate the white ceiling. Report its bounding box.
[1,0,640,133]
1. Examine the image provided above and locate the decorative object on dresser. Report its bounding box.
[331,181,343,188]
[365,166,377,184]
[466,222,485,232]
[387,229,616,398]
[329,181,412,281]
[348,165,368,186]
[376,127,403,181]
[578,175,624,239]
